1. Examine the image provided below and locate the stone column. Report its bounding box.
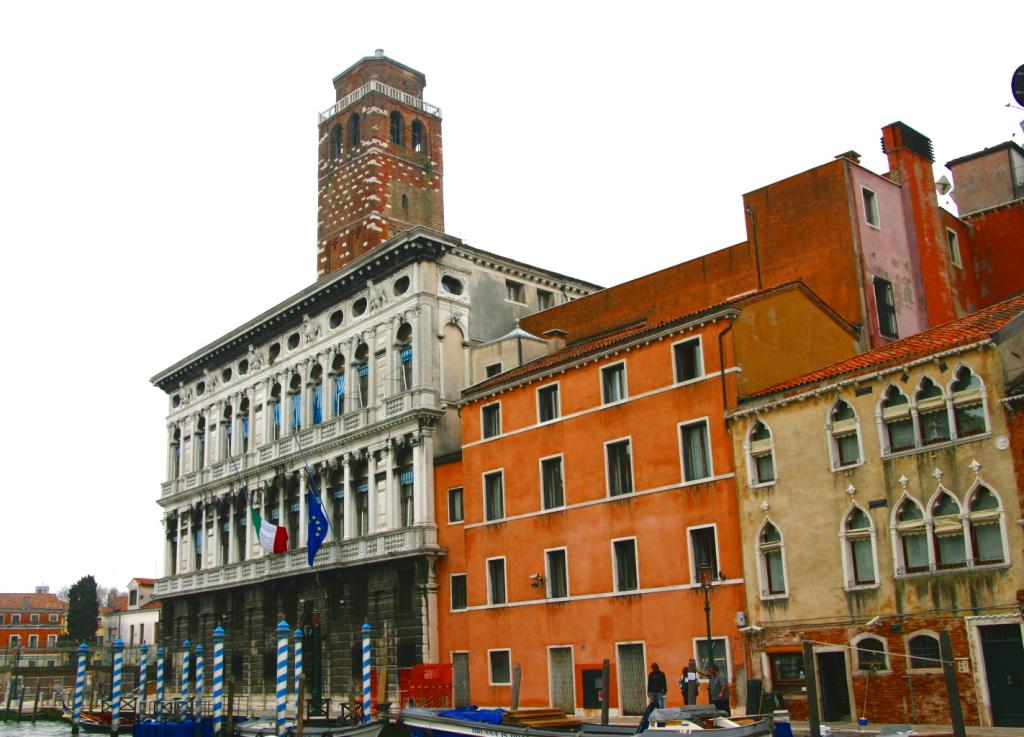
[343,454,356,539]
[413,427,435,525]
[320,461,334,533]
[224,498,235,565]
[323,348,336,422]
[244,492,254,560]
[200,504,208,569]
[278,478,288,544]
[280,370,292,439]
[165,516,175,575]
[258,488,267,559]
[177,511,186,573]
[424,557,440,662]
[211,502,222,568]
[368,450,379,534]
[383,442,398,530]
[247,386,257,453]
[167,425,177,480]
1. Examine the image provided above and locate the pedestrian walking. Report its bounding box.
[647,663,667,709]
[707,665,729,716]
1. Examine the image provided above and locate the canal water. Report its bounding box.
[0,722,67,737]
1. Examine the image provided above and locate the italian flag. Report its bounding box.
[251,508,288,554]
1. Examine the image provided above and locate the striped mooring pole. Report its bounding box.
[275,620,290,735]
[181,640,191,716]
[195,644,205,704]
[138,643,149,716]
[361,623,372,723]
[212,627,225,736]
[111,638,124,735]
[71,643,88,735]
[293,628,303,715]
[155,647,165,717]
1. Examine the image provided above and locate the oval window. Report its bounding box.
[441,275,464,295]
[329,309,344,328]
[352,297,368,316]
[287,333,300,350]
[394,276,410,296]
[196,381,206,396]
[172,394,181,408]
[221,367,232,382]
[268,343,281,364]
[238,359,249,376]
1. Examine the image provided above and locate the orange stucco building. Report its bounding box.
[435,283,860,715]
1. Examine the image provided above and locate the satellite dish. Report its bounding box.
[936,175,952,196]
[1013,64,1024,108]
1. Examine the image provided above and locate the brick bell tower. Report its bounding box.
[316,50,445,278]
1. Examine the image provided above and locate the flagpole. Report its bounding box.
[292,429,337,541]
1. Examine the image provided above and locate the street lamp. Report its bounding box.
[697,564,715,676]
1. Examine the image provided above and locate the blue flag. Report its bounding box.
[306,477,330,566]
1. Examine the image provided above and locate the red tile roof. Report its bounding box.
[746,291,1024,400]
[141,600,162,611]
[0,593,67,611]
[465,281,842,400]
[132,578,156,586]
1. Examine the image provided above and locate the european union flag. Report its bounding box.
[306,477,330,567]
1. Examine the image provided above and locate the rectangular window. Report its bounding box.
[836,432,860,466]
[601,363,627,403]
[48,614,58,623]
[768,652,805,692]
[537,384,560,423]
[613,538,639,592]
[291,392,302,431]
[537,289,554,310]
[901,532,929,573]
[764,547,786,594]
[690,526,718,581]
[399,469,414,527]
[955,402,986,437]
[946,228,962,268]
[485,363,502,378]
[47,635,57,647]
[850,538,876,584]
[919,408,951,445]
[674,338,703,382]
[489,649,512,685]
[129,590,138,606]
[448,487,464,523]
[862,187,880,228]
[886,416,915,452]
[450,574,467,611]
[873,277,899,339]
[505,279,526,304]
[546,548,568,598]
[313,383,323,424]
[357,364,369,408]
[482,403,501,439]
[30,613,40,624]
[356,482,369,536]
[606,439,633,496]
[541,456,565,509]
[29,634,38,648]
[695,637,729,677]
[334,375,346,415]
[681,421,712,481]
[484,471,505,521]
[487,558,507,604]
[400,345,413,391]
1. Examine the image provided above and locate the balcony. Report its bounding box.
[318,80,442,124]
[154,525,440,597]
[161,390,437,500]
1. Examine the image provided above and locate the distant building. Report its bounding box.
[728,293,1024,728]
[0,586,67,666]
[102,578,160,648]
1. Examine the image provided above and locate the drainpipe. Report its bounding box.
[746,207,763,291]
[718,319,735,412]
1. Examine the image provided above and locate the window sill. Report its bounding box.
[602,398,628,407]
[674,374,705,388]
[832,460,865,472]
[896,561,1009,579]
[844,583,880,592]
[750,481,775,490]
[882,432,991,460]
[447,520,465,526]
[760,593,789,601]
[855,668,892,676]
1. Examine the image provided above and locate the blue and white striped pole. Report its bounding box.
[138,643,149,717]
[275,621,290,735]
[111,638,124,735]
[156,647,165,717]
[293,628,303,716]
[71,643,88,735]
[180,640,191,717]
[212,627,225,736]
[195,644,205,707]
[361,623,372,723]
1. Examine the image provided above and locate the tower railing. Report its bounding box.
[319,80,442,124]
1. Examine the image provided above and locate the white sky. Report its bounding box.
[1,1,1020,593]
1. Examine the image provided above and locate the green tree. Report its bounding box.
[63,575,99,644]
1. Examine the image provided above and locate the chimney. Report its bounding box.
[35,585,49,594]
[880,122,957,326]
[543,328,568,354]
[835,150,862,165]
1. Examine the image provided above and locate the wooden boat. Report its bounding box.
[61,706,138,733]
[402,706,772,737]
[234,716,388,737]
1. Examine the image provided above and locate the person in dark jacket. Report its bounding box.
[647,662,667,708]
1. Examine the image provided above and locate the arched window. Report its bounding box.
[950,366,986,438]
[349,113,361,150]
[967,485,1004,565]
[196,417,207,470]
[853,636,888,671]
[354,343,369,408]
[289,374,302,431]
[907,633,941,669]
[270,382,282,440]
[390,111,404,145]
[880,386,914,453]
[893,496,928,574]
[915,377,950,445]
[828,399,861,469]
[931,492,966,569]
[747,420,775,485]
[221,404,233,459]
[842,506,877,586]
[330,124,343,157]
[310,364,323,425]
[171,428,181,478]
[332,353,346,416]
[397,322,413,392]
[411,120,425,153]
[239,397,250,453]
[757,520,786,597]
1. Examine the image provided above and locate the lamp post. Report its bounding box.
[698,564,715,676]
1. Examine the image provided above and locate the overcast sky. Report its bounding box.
[1,1,1020,594]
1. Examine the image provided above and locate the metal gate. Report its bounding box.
[616,643,646,716]
[452,652,470,707]
[548,647,575,714]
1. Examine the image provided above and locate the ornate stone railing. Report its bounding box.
[318,80,442,124]
[154,526,438,596]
